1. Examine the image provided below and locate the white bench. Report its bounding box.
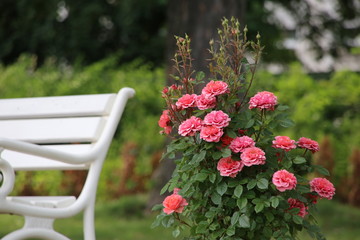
[0,87,135,240]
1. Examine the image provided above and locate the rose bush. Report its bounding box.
[152,17,334,240]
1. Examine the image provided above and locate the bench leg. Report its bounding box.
[83,198,96,240]
[2,215,70,240]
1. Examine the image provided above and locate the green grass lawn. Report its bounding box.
[1,195,360,240]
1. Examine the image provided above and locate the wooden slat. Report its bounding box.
[0,94,116,120]
[1,144,92,170]
[0,117,106,144]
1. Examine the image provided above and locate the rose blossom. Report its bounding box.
[178,116,203,136]
[229,136,256,153]
[176,94,197,109]
[272,136,296,151]
[158,110,172,134]
[196,94,216,110]
[201,80,229,98]
[162,188,188,215]
[158,110,170,128]
[287,198,308,218]
[297,137,320,153]
[200,125,224,142]
[272,170,297,192]
[220,135,234,147]
[240,147,266,166]
[217,157,244,178]
[203,110,231,128]
[249,91,277,110]
[309,178,335,200]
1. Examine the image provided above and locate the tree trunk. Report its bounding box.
[146,0,246,211]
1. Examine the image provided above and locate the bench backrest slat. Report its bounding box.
[0,94,116,120]
[0,93,118,170]
[0,117,106,144]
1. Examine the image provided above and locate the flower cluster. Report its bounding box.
[153,17,334,240]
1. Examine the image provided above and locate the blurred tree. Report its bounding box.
[0,0,166,65]
[0,0,358,69]
[263,0,360,71]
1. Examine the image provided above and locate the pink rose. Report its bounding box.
[272,136,296,151]
[249,91,277,110]
[178,116,203,137]
[217,157,244,178]
[158,110,171,128]
[220,135,234,147]
[176,94,197,109]
[200,125,224,142]
[203,110,231,128]
[162,189,188,215]
[201,80,229,98]
[196,94,216,110]
[272,169,297,192]
[240,147,266,166]
[287,198,308,218]
[297,137,320,153]
[229,136,256,153]
[309,178,335,200]
[158,110,172,134]
[163,126,172,134]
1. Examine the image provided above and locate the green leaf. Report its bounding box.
[296,184,310,193]
[239,214,250,228]
[257,178,269,190]
[294,156,307,164]
[196,221,208,234]
[270,196,280,208]
[226,225,236,236]
[293,215,303,225]
[237,198,248,210]
[313,165,330,176]
[247,179,257,190]
[151,204,163,211]
[255,203,265,213]
[211,192,222,205]
[190,150,207,164]
[234,185,243,198]
[279,118,295,128]
[151,214,165,228]
[263,226,273,237]
[209,173,217,183]
[282,158,292,169]
[277,105,290,111]
[216,182,228,196]
[212,151,222,160]
[172,227,181,238]
[226,129,237,138]
[231,211,240,226]
[160,182,170,195]
[196,71,205,81]
[221,148,232,158]
[162,216,175,228]
[264,212,274,222]
[245,119,255,128]
[195,173,208,182]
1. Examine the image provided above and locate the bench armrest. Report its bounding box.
[0,138,95,165]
